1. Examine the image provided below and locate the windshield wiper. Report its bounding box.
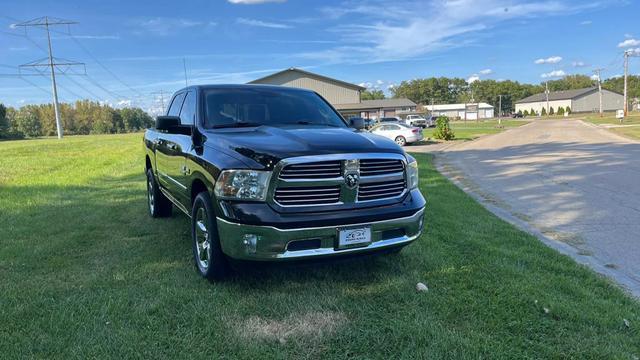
[212,121,263,129]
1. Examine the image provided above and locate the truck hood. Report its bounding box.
[203,126,405,170]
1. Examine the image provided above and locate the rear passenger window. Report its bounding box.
[179,91,196,125]
[167,93,186,116]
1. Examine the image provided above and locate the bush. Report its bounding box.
[433,116,455,140]
[530,108,536,116]
[566,106,571,114]
[523,110,529,116]
[541,107,547,116]
[557,107,565,115]
[549,107,555,115]
[517,110,523,116]
[14,108,42,137]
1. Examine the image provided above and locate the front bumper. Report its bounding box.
[216,207,425,261]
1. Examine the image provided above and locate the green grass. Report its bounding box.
[423,119,529,141]
[1,134,639,358]
[582,112,640,140]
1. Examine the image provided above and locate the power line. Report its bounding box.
[51,28,144,97]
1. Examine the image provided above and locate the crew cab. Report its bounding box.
[144,85,426,281]
[405,115,432,128]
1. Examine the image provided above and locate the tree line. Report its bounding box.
[389,74,640,113]
[0,100,153,139]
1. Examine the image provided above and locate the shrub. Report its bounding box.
[541,107,547,116]
[549,107,555,115]
[14,108,42,137]
[530,108,536,116]
[557,107,565,115]
[517,110,523,116]
[433,116,455,140]
[566,106,571,114]
[523,110,529,116]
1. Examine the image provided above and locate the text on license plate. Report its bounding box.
[338,227,371,247]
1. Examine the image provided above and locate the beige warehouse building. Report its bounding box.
[250,68,416,118]
[515,87,624,114]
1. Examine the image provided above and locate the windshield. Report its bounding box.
[204,88,348,129]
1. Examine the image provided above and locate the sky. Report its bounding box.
[1,0,639,114]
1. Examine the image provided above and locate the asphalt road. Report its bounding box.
[435,120,640,297]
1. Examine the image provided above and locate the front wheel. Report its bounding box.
[395,136,407,146]
[191,192,230,281]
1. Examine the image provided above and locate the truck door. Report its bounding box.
[156,92,188,203]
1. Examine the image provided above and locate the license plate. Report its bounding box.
[338,227,371,248]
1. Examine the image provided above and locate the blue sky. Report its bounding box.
[1,0,639,113]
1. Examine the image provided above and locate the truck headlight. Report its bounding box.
[406,159,419,190]
[214,170,272,201]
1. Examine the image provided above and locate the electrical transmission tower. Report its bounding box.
[14,16,85,139]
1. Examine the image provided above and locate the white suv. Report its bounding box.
[405,115,431,128]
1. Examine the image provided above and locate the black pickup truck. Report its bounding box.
[144,85,426,281]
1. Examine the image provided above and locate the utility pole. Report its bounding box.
[545,81,550,117]
[14,16,81,139]
[592,68,604,117]
[151,90,168,114]
[624,50,629,117]
[498,94,504,125]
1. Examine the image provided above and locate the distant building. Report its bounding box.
[515,87,624,114]
[424,103,494,120]
[249,68,416,118]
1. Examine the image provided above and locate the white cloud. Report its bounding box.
[572,61,587,67]
[387,84,396,90]
[626,48,640,56]
[590,74,599,81]
[9,46,28,51]
[541,70,566,78]
[72,35,120,40]
[479,68,493,75]
[228,0,285,3]
[618,39,640,48]
[376,79,384,85]
[301,0,602,65]
[137,17,213,36]
[236,17,292,29]
[467,75,480,83]
[534,56,562,64]
[580,20,592,25]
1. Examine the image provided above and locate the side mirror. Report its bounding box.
[156,116,181,131]
[350,117,365,130]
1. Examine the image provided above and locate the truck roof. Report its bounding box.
[174,84,315,94]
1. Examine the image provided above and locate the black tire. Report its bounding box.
[146,168,172,218]
[395,136,407,147]
[191,192,230,281]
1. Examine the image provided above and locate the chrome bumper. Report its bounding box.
[216,208,425,261]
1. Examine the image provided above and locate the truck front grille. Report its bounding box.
[274,185,341,206]
[360,159,404,176]
[273,156,407,208]
[358,179,406,201]
[279,161,342,180]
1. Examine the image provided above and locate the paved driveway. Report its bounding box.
[432,120,640,297]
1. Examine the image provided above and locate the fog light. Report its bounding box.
[243,234,258,254]
[418,216,424,230]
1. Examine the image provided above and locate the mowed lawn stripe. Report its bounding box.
[0,134,638,359]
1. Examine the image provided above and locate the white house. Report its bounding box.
[423,103,495,120]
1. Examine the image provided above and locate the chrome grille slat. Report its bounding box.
[279,161,342,180]
[360,159,404,176]
[274,185,341,206]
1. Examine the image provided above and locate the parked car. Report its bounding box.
[512,113,524,118]
[144,85,426,281]
[404,114,429,128]
[369,122,424,146]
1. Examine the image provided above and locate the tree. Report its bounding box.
[549,106,555,115]
[517,109,523,116]
[433,116,455,140]
[524,110,529,116]
[361,90,385,100]
[0,103,8,138]
[14,107,42,137]
[547,75,595,91]
[557,106,565,115]
[566,106,571,114]
[530,108,536,116]
[541,107,547,116]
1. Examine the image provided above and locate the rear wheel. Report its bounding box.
[191,192,230,281]
[146,168,172,217]
[395,136,407,146]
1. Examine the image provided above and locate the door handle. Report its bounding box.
[167,144,178,151]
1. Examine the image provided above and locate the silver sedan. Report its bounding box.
[369,122,424,146]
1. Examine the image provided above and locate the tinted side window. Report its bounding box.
[167,92,186,116]
[179,91,196,125]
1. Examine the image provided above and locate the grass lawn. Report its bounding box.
[423,119,529,141]
[1,134,639,358]
[582,112,640,140]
